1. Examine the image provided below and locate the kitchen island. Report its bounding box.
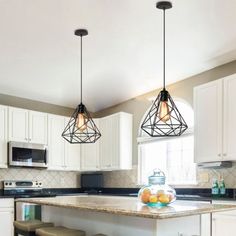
[17,195,236,236]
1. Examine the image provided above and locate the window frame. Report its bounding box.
[137,98,197,186]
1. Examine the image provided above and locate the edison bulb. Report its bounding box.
[76,113,87,131]
[159,101,170,122]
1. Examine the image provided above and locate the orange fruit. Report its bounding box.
[159,194,170,204]
[142,188,151,195]
[149,195,158,203]
[157,190,165,198]
[141,193,150,203]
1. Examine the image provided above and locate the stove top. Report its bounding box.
[3,180,56,199]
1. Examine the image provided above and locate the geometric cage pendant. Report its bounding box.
[141,89,188,137]
[62,28,101,144]
[62,103,101,144]
[141,1,188,137]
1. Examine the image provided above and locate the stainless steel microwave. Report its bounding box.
[8,141,48,168]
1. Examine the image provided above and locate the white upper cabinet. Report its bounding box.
[99,112,132,170]
[81,119,100,171]
[194,74,236,163]
[8,107,47,144]
[29,111,48,144]
[194,80,223,163]
[8,107,28,142]
[6,106,133,172]
[47,114,65,170]
[64,118,81,171]
[48,115,81,171]
[0,105,8,168]
[223,74,236,160]
[99,115,113,169]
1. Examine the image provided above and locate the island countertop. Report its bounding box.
[16,195,236,219]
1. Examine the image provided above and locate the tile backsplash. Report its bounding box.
[1,164,236,189]
[102,164,236,189]
[0,168,80,189]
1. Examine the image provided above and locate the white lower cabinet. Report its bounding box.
[81,119,100,171]
[212,214,236,236]
[48,115,81,171]
[0,199,14,236]
[212,200,236,236]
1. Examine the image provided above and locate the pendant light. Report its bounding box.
[141,1,188,137]
[62,29,101,143]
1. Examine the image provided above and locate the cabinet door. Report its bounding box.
[29,111,48,144]
[8,107,28,142]
[0,106,8,168]
[99,115,120,170]
[194,80,223,163]
[47,115,65,170]
[212,213,236,236]
[99,116,113,170]
[0,208,14,236]
[223,75,236,160]
[64,118,81,171]
[81,119,100,171]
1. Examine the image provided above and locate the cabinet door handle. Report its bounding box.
[223,153,227,156]
[217,154,221,157]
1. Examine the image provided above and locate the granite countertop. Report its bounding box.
[16,195,236,219]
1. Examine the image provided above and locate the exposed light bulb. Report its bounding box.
[159,101,170,122]
[76,113,87,131]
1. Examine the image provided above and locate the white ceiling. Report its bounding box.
[0,0,236,112]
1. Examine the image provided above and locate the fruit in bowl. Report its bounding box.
[138,170,176,207]
[139,189,175,206]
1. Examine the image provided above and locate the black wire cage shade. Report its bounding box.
[141,1,188,137]
[141,89,188,137]
[62,103,101,143]
[62,29,101,144]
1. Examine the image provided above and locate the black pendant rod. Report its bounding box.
[75,29,88,104]
[163,8,166,90]
[156,1,172,90]
[80,35,83,104]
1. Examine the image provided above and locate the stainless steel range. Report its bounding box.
[3,180,55,222]
[3,180,55,198]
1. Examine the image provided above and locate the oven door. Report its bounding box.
[8,142,47,168]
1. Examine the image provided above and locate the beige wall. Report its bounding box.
[95,60,236,165]
[0,93,74,116]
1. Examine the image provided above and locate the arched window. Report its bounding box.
[137,99,196,185]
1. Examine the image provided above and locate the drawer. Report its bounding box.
[0,198,14,208]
